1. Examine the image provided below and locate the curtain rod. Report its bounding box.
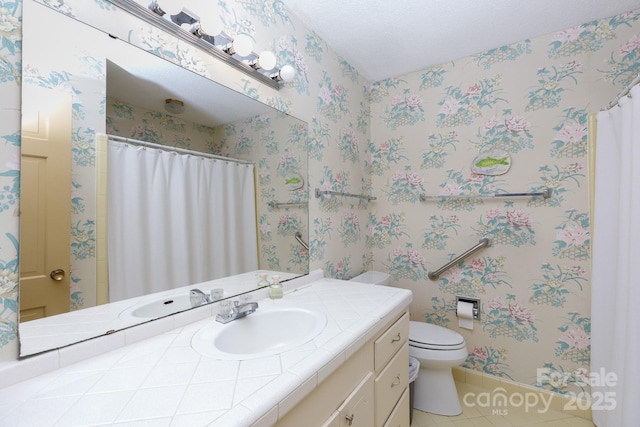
[107,134,254,165]
[605,73,640,110]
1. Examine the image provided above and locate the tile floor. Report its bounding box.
[411,382,596,426]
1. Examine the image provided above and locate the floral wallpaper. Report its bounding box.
[0,0,638,403]
[368,11,640,395]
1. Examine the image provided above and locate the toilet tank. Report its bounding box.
[349,271,391,286]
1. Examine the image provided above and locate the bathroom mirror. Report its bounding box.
[18,1,308,356]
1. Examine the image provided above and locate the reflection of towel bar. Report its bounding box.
[428,238,492,280]
[267,201,307,208]
[420,188,552,202]
[315,188,376,202]
[294,231,309,251]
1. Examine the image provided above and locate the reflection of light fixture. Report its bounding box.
[164,98,185,114]
[272,64,296,83]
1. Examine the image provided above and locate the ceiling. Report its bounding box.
[106,0,640,122]
[281,0,640,82]
[106,36,272,126]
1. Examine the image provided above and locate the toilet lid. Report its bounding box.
[409,321,465,350]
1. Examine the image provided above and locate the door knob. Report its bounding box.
[50,269,65,281]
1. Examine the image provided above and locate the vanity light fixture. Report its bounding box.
[224,33,254,57]
[252,50,277,71]
[272,64,297,83]
[106,0,294,89]
[148,2,199,28]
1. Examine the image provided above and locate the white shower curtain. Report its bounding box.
[107,141,258,302]
[591,85,640,426]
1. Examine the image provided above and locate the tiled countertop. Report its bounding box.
[0,275,412,426]
[19,270,299,357]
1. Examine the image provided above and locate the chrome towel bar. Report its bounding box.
[267,200,307,208]
[428,237,492,280]
[420,188,552,202]
[315,188,376,202]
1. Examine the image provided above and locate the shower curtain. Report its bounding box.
[591,85,640,426]
[107,140,258,302]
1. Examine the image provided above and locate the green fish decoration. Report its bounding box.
[285,177,301,185]
[475,156,509,168]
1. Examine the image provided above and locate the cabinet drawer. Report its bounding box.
[375,345,409,427]
[375,312,409,372]
[338,372,374,427]
[321,411,340,427]
[383,388,409,427]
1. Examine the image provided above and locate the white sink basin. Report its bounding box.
[191,307,327,360]
[119,294,194,320]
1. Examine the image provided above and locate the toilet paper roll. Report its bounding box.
[457,301,475,330]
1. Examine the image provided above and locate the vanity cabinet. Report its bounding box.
[274,310,409,427]
[374,313,409,427]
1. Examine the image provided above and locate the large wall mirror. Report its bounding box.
[19,0,308,356]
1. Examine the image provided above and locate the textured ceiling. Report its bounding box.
[281,0,640,82]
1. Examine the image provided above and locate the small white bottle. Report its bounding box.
[269,275,283,299]
[257,273,270,288]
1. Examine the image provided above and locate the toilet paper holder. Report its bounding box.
[456,296,480,321]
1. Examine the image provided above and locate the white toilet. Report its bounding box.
[409,321,467,415]
[350,271,468,416]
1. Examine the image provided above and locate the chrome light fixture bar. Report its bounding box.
[107,0,283,90]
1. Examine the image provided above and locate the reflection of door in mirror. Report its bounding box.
[19,86,72,321]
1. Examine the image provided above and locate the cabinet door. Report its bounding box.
[338,372,374,427]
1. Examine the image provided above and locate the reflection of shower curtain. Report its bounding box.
[107,140,258,302]
[591,85,640,426]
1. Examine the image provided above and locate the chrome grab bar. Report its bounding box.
[295,231,309,251]
[428,237,492,280]
[315,188,377,202]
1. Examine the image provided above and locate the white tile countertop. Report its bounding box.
[19,270,299,357]
[0,273,412,426]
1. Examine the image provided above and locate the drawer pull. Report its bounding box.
[391,374,401,388]
[345,413,355,425]
[391,332,401,343]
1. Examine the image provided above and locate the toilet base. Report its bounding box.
[413,365,462,416]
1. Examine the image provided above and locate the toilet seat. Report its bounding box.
[409,321,466,350]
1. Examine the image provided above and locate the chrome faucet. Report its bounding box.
[190,289,211,307]
[216,300,259,323]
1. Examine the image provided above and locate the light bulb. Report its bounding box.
[231,34,253,57]
[256,51,276,71]
[278,64,296,82]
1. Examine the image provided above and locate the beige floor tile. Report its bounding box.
[469,418,498,427]
[484,415,513,427]
[411,381,596,427]
[562,418,596,427]
[412,409,442,426]
[501,409,544,425]
[460,405,484,419]
[535,408,573,422]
